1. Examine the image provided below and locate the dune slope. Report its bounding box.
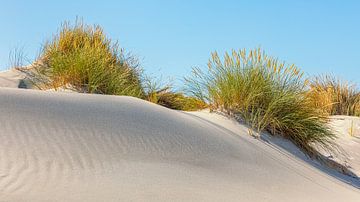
[0,69,27,88]
[0,88,359,201]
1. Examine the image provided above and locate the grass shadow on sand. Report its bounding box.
[183,112,360,189]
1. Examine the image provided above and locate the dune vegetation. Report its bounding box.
[147,88,207,111]
[143,76,207,111]
[185,48,336,154]
[308,75,360,116]
[15,20,359,153]
[19,20,204,111]
[23,20,144,97]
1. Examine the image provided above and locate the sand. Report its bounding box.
[327,116,360,176]
[0,88,359,201]
[0,69,27,88]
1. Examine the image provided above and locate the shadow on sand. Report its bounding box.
[183,112,360,189]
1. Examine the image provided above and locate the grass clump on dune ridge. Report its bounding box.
[308,75,360,116]
[143,76,207,111]
[24,20,144,97]
[149,88,207,111]
[20,19,205,111]
[186,48,335,153]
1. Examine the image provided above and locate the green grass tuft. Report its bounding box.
[143,76,207,111]
[186,48,335,154]
[23,19,144,98]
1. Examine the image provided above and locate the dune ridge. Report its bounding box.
[0,88,359,201]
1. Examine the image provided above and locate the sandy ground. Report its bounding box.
[0,68,28,88]
[189,111,360,186]
[327,116,360,176]
[0,88,359,201]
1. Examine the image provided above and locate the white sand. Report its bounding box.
[327,116,360,176]
[188,111,360,185]
[0,69,27,88]
[0,88,359,201]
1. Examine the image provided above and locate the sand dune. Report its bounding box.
[0,88,359,201]
[0,69,27,88]
[328,116,360,176]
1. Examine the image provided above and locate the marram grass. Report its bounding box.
[23,20,144,98]
[308,75,360,116]
[143,76,207,111]
[186,48,336,154]
[20,20,205,111]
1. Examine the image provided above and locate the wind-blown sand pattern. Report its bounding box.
[0,88,359,201]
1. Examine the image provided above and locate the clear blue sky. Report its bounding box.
[1,0,359,84]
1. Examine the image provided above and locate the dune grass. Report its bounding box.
[9,47,26,69]
[143,76,207,111]
[150,89,207,111]
[22,20,144,97]
[308,75,360,116]
[18,20,206,111]
[186,48,335,153]
[19,19,359,118]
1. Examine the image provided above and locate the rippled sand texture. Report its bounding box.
[0,88,359,201]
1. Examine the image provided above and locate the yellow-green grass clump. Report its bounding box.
[186,48,335,154]
[26,20,144,97]
[150,90,207,111]
[308,75,360,116]
[144,77,207,111]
